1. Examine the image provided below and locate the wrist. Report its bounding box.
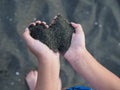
[65,48,88,63]
[37,54,60,66]
[37,57,52,65]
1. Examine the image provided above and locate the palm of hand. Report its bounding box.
[29,39,60,61]
[64,23,85,60]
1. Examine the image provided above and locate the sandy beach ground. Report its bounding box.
[0,0,120,90]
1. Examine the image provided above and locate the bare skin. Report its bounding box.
[26,70,62,90]
[23,21,61,90]
[64,23,120,90]
[26,71,38,90]
[24,22,120,90]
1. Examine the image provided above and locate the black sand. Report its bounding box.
[29,15,74,53]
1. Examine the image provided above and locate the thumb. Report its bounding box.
[71,22,83,34]
[23,28,34,45]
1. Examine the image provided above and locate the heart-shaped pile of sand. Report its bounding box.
[29,15,74,53]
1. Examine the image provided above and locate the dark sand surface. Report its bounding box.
[0,0,120,90]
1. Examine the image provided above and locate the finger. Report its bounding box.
[23,28,34,43]
[51,19,55,25]
[50,16,57,25]
[45,24,49,28]
[36,20,41,24]
[42,21,46,25]
[53,15,57,20]
[41,21,49,28]
[29,22,36,26]
[71,22,83,34]
[35,21,42,26]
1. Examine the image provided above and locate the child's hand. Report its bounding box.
[64,22,86,61]
[24,21,61,90]
[23,21,60,64]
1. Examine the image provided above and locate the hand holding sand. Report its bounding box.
[64,22,86,61]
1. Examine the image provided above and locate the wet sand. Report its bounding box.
[0,0,120,90]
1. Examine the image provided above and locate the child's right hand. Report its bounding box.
[23,21,60,64]
[64,22,86,62]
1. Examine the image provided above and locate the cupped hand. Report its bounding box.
[64,22,86,61]
[23,21,60,63]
